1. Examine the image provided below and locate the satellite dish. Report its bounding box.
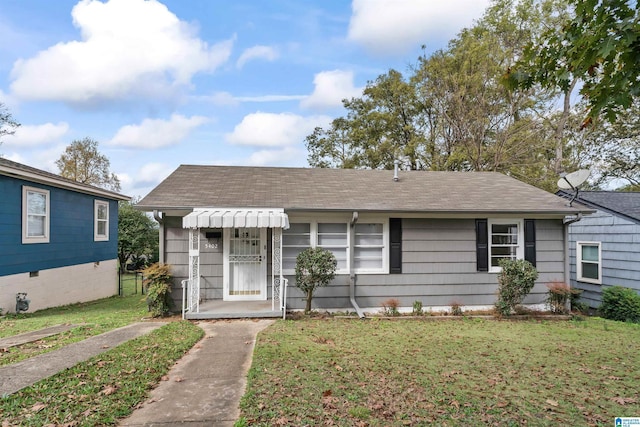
[557,169,590,190]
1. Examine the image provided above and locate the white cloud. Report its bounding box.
[2,122,69,147]
[301,70,363,110]
[236,45,278,69]
[3,152,26,164]
[245,147,305,166]
[225,112,331,147]
[347,0,490,55]
[9,0,233,105]
[108,114,209,149]
[197,91,306,106]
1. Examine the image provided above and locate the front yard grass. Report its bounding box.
[240,317,640,426]
[0,321,203,426]
[0,275,149,366]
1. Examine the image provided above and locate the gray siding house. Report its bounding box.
[137,165,590,319]
[558,191,640,308]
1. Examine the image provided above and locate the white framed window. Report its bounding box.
[283,219,388,275]
[317,223,348,271]
[354,222,388,273]
[282,223,311,271]
[94,200,109,241]
[22,186,50,244]
[488,219,523,272]
[577,241,601,284]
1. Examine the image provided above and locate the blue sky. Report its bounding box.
[0,0,490,198]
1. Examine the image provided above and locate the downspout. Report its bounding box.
[563,213,582,308]
[349,211,365,318]
[153,210,165,264]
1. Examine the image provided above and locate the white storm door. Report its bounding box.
[224,227,267,300]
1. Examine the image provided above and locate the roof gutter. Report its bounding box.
[563,213,582,289]
[0,164,130,201]
[153,210,165,264]
[349,211,365,319]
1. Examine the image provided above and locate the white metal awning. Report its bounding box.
[182,208,289,229]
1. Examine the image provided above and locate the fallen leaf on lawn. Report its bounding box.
[322,389,332,397]
[611,396,637,405]
[497,401,508,408]
[450,400,460,409]
[0,347,9,353]
[546,399,559,407]
[97,361,107,367]
[81,409,92,417]
[335,365,343,371]
[174,377,184,382]
[30,403,47,412]
[161,375,169,381]
[274,417,289,426]
[100,385,118,396]
[101,345,110,349]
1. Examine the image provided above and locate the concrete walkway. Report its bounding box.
[119,319,274,427]
[0,323,81,348]
[0,322,166,396]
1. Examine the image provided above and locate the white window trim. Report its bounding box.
[283,217,389,275]
[488,218,524,273]
[22,186,50,244]
[576,241,602,284]
[94,200,109,241]
[353,219,389,274]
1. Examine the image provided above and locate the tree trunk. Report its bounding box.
[305,291,313,313]
[554,77,578,174]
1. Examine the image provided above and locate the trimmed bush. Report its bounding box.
[143,263,174,317]
[295,247,337,313]
[600,286,640,323]
[546,281,583,314]
[495,259,538,316]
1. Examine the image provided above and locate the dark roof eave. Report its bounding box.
[137,204,590,217]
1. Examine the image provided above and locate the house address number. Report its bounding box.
[205,243,218,249]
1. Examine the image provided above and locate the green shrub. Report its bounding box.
[295,247,337,313]
[600,286,640,323]
[143,263,174,317]
[495,259,538,316]
[412,300,424,316]
[546,281,582,314]
[382,298,401,316]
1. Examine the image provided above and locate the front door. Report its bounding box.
[223,228,267,300]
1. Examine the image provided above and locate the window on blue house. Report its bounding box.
[22,186,50,244]
[577,241,601,284]
[95,200,109,241]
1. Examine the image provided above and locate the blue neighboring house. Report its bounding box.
[558,190,640,308]
[0,158,129,313]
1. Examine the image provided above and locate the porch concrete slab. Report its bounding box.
[119,319,274,427]
[0,322,166,396]
[0,323,82,348]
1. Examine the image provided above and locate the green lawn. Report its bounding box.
[0,274,150,366]
[240,317,640,426]
[0,276,203,426]
[1,321,203,426]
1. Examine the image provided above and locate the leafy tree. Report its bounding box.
[306,0,577,191]
[56,138,121,191]
[118,200,159,273]
[578,100,640,188]
[294,247,337,313]
[507,0,640,124]
[0,102,20,147]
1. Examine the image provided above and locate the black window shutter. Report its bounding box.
[524,219,536,266]
[389,218,402,274]
[476,219,488,272]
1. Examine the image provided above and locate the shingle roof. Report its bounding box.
[558,190,640,224]
[138,165,586,216]
[0,157,129,201]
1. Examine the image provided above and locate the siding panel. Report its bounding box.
[567,208,640,307]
